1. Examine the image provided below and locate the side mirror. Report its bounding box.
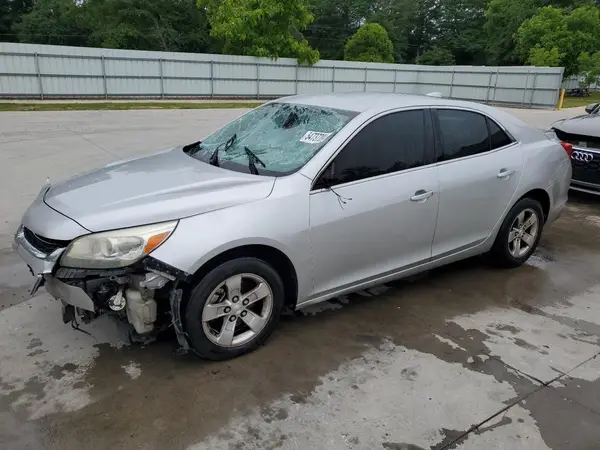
[585,103,599,114]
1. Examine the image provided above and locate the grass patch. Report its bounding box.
[0,101,263,112]
[562,91,600,108]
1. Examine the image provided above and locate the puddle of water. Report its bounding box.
[0,294,127,420]
[191,340,524,450]
[450,296,600,383]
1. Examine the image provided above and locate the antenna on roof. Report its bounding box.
[426,92,444,98]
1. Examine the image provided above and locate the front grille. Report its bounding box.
[553,128,600,184]
[23,227,70,254]
[571,148,600,184]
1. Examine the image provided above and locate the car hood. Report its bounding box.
[44,148,275,232]
[553,114,600,138]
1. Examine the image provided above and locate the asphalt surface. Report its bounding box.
[1,105,600,450]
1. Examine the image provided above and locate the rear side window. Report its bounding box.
[316,110,428,187]
[436,109,490,161]
[488,118,513,149]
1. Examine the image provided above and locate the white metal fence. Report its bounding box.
[562,75,600,92]
[0,43,564,109]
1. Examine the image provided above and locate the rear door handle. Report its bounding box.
[497,169,515,179]
[410,189,434,202]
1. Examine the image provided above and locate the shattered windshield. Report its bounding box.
[187,102,357,176]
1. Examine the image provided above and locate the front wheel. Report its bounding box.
[184,258,284,360]
[489,198,544,268]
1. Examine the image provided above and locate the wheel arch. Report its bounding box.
[485,186,551,252]
[186,243,299,311]
[517,188,550,222]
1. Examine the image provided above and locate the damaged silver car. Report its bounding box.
[14,93,571,360]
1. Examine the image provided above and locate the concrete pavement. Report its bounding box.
[1,105,599,450]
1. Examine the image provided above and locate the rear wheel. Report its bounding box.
[489,198,544,268]
[184,257,284,360]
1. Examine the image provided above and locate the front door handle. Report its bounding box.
[497,169,515,179]
[410,189,434,202]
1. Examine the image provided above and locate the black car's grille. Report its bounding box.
[553,129,600,184]
[571,152,600,185]
[23,227,71,254]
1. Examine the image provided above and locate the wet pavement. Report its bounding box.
[1,106,600,450]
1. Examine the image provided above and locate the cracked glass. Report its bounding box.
[188,102,357,176]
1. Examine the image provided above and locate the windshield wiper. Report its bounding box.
[244,146,266,175]
[209,133,237,167]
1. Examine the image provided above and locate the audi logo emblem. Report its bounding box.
[572,151,594,162]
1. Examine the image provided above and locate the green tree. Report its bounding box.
[17,0,92,46]
[405,0,441,63]
[484,0,539,65]
[304,0,371,60]
[88,0,211,52]
[0,0,34,42]
[344,23,394,63]
[516,5,600,76]
[527,46,561,65]
[368,0,417,62]
[198,0,320,64]
[578,51,600,89]
[417,46,456,65]
[436,0,489,65]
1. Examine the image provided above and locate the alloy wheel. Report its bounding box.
[508,208,539,258]
[201,273,273,347]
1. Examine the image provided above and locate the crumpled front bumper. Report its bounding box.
[13,226,96,312]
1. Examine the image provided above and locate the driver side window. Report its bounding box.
[314,109,429,189]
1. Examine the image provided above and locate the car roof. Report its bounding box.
[278,91,540,145]
[278,92,485,114]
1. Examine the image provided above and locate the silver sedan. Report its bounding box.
[14,93,572,360]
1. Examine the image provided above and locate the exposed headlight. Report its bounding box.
[61,221,178,269]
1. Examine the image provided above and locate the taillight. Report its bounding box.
[560,142,573,157]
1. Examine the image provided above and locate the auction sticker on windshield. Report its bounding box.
[300,131,332,144]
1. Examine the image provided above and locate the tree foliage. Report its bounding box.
[344,23,394,63]
[2,0,599,80]
[303,0,370,60]
[368,0,417,63]
[436,0,489,65]
[198,0,319,64]
[13,0,212,52]
[0,0,34,42]
[516,5,600,76]
[417,46,456,65]
[90,0,211,52]
[16,0,91,46]
[578,51,600,89]
[484,0,539,65]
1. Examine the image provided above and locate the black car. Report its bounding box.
[552,102,600,195]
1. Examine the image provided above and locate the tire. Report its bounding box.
[184,257,284,360]
[489,197,544,268]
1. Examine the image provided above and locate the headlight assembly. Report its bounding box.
[61,221,177,269]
